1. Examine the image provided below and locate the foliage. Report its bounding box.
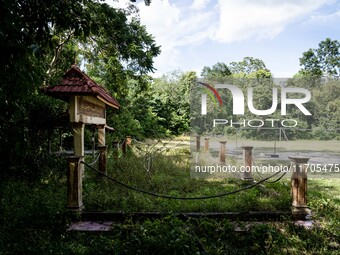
[0,0,160,178]
[102,70,193,141]
[299,38,340,78]
[201,62,231,80]
[229,56,271,77]
[0,148,339,254]
[150,71,193,136]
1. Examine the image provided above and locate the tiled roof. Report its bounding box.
[43,65,120,109]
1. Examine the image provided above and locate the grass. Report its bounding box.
[82,144,291,212]
[0,139,339,254]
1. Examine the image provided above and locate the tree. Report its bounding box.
[229,57,271,76]
[201,62,231,80]
[151,71,194,136]
[0,0,160,178]
[299,38,340,77]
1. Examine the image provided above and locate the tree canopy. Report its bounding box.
[0,0,160,177]
[299,38,340,78]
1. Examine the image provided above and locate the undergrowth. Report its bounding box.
[0,144,339,254]
[82,147,291,212]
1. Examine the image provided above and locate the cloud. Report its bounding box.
[137,0,215,74]
[212,0,334,43]
[308,10,340,23]
[190,0,212,10]
[106,0,337,76]
[138,0,214,46]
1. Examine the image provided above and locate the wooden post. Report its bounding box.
[219,141,227,163]
[68,122,84,211]
[112,140,119,159]
[97,124,105,146]
[66,156,83,210]
[91,126,96,159]
[97,145,107,175]
[204,138,209,152]
[48,130,52,154]
[122,136,132,155]
[97,125,107,174]
[122,139,127,154]
[72,122,85,157]
[241,146,253,180]
[59,128,63,151]
[126,136,132,145]
[196,135,201,152]
[289,156,310,215]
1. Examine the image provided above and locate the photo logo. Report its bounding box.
[196,81,223,115]
[200,83,311,116]
[190,77,340,180]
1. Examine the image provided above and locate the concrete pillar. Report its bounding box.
[219,141,227,163]
[196,135,201,152]
[66,156,83,210]
[289,156,310,215]
[204,138,209,152]
[241,146,253,180]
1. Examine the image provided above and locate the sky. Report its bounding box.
[108,0,340,78]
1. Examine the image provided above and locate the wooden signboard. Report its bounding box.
[69,96,106,125]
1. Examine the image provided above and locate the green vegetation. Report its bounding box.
[1,145,339,254]
[82,145,291,212]
[1,1,339,254]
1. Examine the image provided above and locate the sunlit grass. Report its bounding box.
[1,139,339,254]
[82,146,292,212]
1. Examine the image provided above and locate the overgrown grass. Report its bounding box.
[0,140,339,254]
[82,146,291,212]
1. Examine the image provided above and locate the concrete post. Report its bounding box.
[66,156,83,210]
[241,146,254,181]
[219,141,227,163]
[204,138,209,152]
[196,135,201,152]
[289,156,310,215]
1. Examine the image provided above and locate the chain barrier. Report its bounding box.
[252,156,290,183]
[87,152,101,166]
[81,160,285,200]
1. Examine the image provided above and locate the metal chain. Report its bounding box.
[87,152,101,166]
[81,161,285,200]
[252,156,290,183]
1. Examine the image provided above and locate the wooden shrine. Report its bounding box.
[44,65,120,210]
